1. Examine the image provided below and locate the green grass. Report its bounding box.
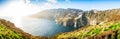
[56,21,120,39]
[0,23,24,39]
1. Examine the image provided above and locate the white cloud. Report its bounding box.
[0,0,61,27]
[40,2,58,10]
[24,0,31,4]
[0,0,59,17]
[28,0,59,11]
[0,0,41,17]
[47,0,57,3]
[0,0,42,27]
[0,0,60,28]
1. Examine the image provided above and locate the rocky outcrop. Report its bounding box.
[30,8,83,20]
[55,9,120,28]
[30,8,120,28]
[56,9,120,27]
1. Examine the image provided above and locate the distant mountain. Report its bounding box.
[30,8,83,20]
[30,8,120,28]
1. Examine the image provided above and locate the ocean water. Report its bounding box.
[0,17,76,37]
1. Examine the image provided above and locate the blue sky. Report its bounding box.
[1,0,120,10]
[0,0,120,16]
[27,0,120,10]
[0,0,120,29]
[0,0,120,30]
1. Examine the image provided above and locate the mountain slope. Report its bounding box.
[30,8,120,28]
[30,8,83,20]
[29,8,120,39]
[0,19,36,39]
[56,21,120,39]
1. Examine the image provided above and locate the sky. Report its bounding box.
[0,0,120,28]
[0,0,120,16]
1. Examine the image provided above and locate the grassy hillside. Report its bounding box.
[0,19,36,39]
[0,23,24,39]
[56,21,120,39]
[29,8,120,39]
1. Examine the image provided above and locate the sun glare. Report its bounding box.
[0,1,42,27]
[0,0,57,28]
[0,1,41,17]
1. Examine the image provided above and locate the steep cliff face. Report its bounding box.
[30,8,120,28]
[30,8,83,20]
[55,9,120,28]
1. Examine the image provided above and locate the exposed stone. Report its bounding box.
[30,8,120,28]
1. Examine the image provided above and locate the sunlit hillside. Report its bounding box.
[0,19,35,39]
[1,0,120,39]
[56,21,120,39]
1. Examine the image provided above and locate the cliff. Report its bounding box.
[30,8,120,28]
[56,21,120,39]
[27,8,120,39]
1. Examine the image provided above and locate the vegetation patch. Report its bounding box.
[56,21,120,39]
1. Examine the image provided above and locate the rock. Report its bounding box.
[30,8,120,28]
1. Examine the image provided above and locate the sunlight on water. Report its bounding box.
[20,17,76,37]
[12,17,23,28]
[0,16,76,37]
[0,16,23,28]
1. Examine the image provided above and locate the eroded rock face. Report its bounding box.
[55,9,120,28]
[30,8,120,28]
